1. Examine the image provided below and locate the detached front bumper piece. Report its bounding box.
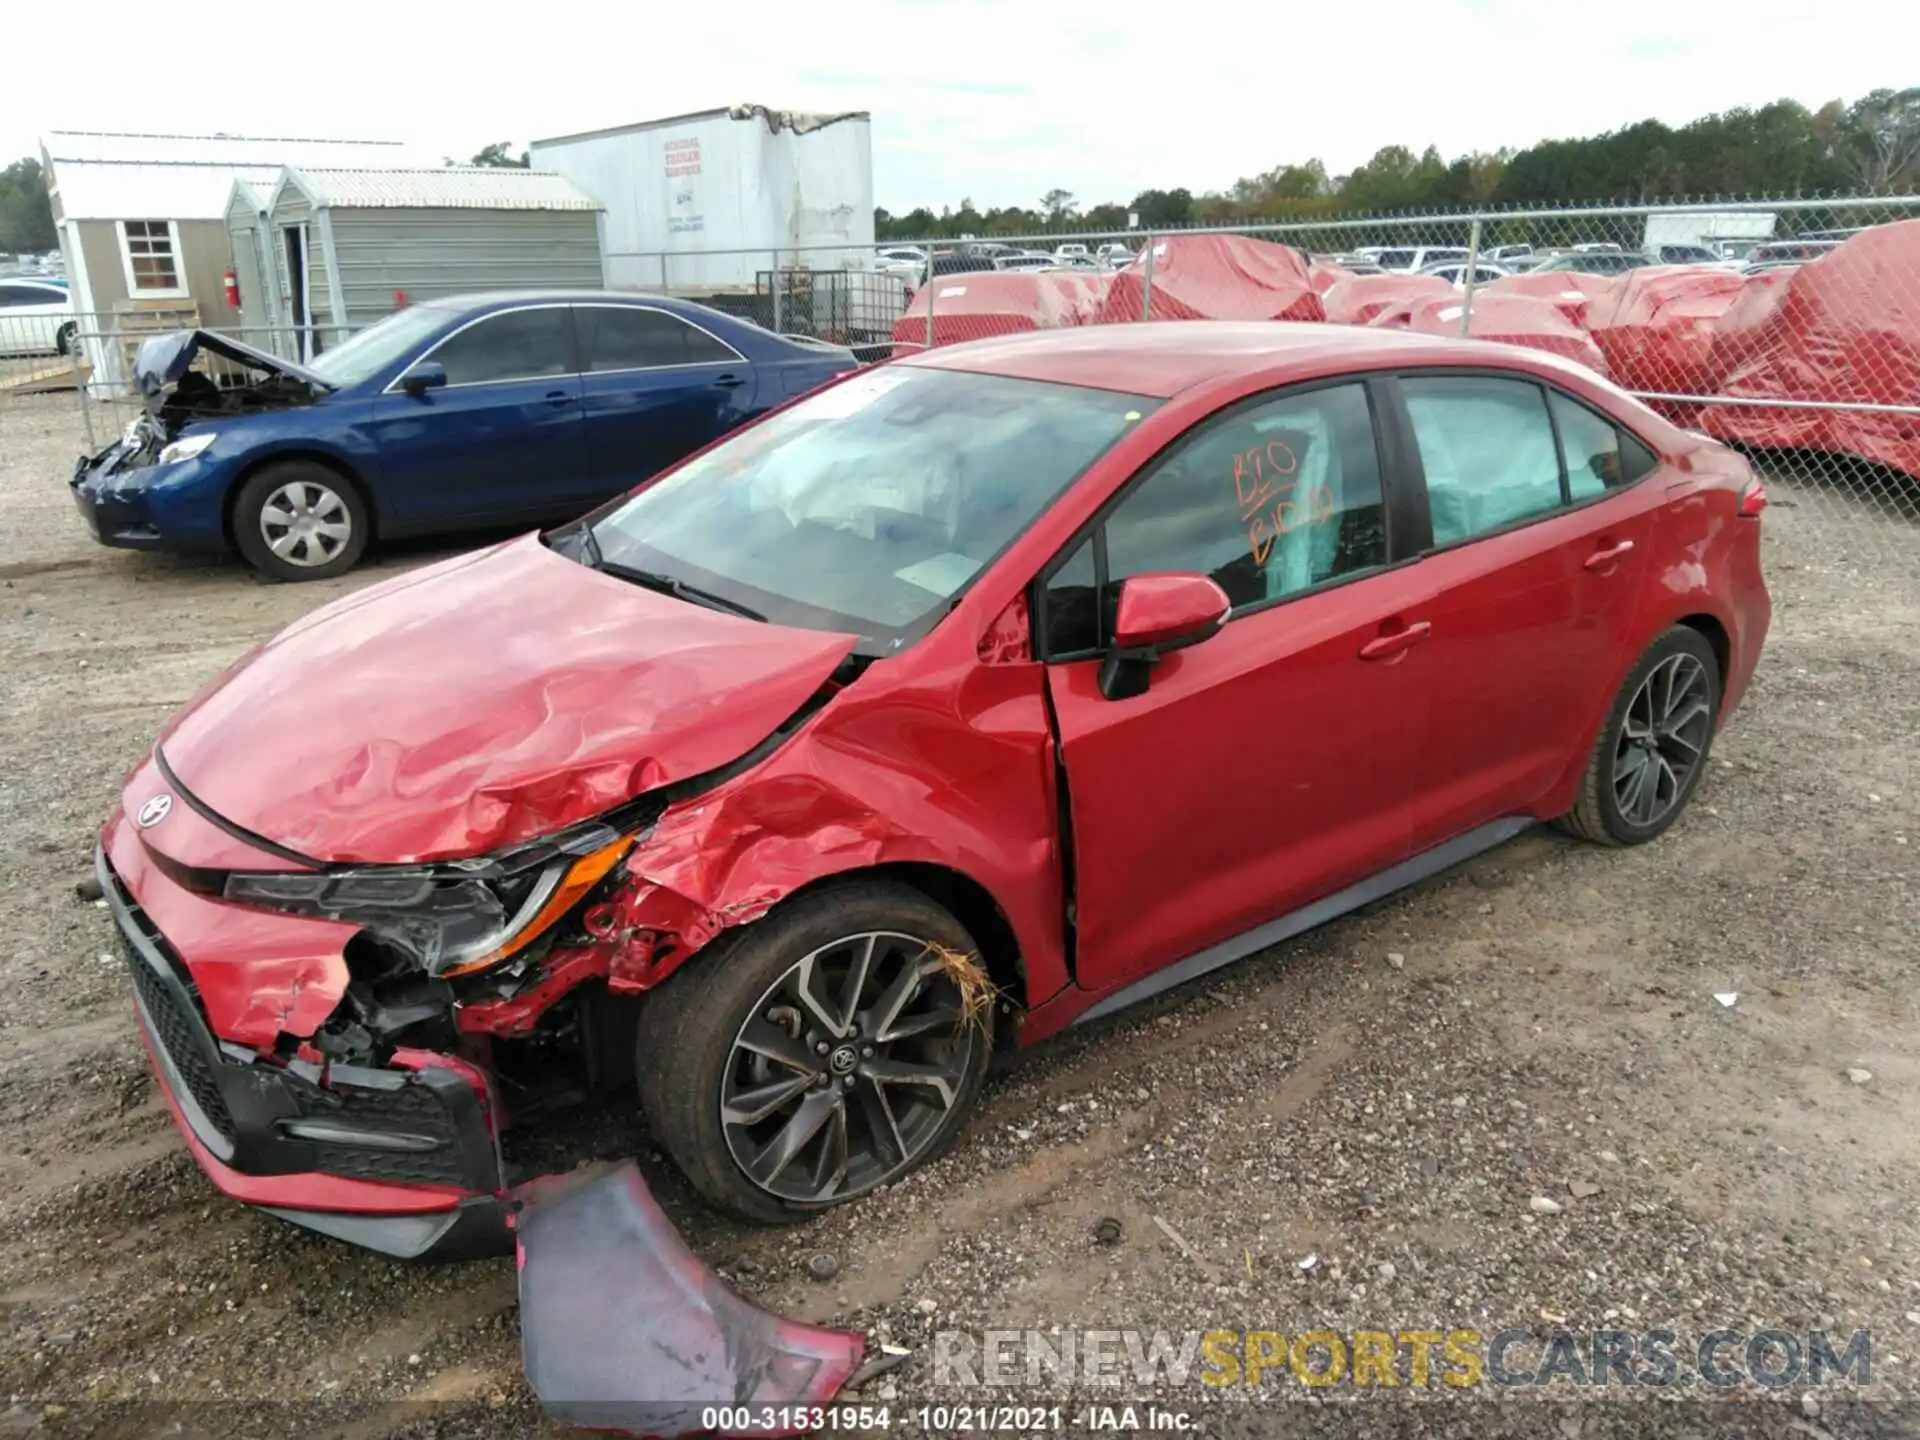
[516,1162,864,1435]
[99,846,509,1260]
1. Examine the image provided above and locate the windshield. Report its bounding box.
[586,366,1154,652]
[306,305,457,388]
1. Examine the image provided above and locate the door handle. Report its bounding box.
[1584,539,1635,570]
[543,389,576,408]
[1359,620,1432,661]
[712,373,747,390]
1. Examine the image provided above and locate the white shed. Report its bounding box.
[257,167,607,357]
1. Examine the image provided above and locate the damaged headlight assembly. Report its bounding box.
[222,822,632,978]
[156,432,218,466]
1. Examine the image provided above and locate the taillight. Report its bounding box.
[1738,479,1768,518]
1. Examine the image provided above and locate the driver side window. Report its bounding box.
[1041,383,1388,657]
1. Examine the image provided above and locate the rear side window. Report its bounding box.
[577,306,737,372]
[431,308,574,386]
[1404,377,1563,545]
[1042,383,1387,654]
[1550,392,1661,500]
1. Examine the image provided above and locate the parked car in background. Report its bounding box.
[1370,246,1471,273]
[1055,243,1090,260]
[1744,240,1840,267]
[1487,244,1534,262]
[94,323,1770,1257]
[930,250,995,277]
[1327,253,1388,275]
[70,293,858,581]
[1419,261,1513,287]
[992,252,1057,272]
[1530,252,1651,276]
[875,247,929,283]
[1648,244,1729,267]
[0,276,76,357]
[1096,243,1135,267]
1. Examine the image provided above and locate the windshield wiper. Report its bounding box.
[594,560,768,623]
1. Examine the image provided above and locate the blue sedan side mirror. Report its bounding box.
[400,360,447,397]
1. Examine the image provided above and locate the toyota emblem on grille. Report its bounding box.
[136,794,173,828]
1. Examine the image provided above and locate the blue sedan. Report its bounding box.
[71,292,859,581]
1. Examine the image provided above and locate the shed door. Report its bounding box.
[230,227,264,331]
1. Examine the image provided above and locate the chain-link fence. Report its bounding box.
[610,195,1920,568]
[8,195,1913,569]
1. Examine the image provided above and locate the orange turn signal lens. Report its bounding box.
[439,836,632,978]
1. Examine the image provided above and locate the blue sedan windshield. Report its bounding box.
[305,305,457,388]
[587,366,1154,649]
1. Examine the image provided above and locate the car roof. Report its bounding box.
[414,290,729,314]
[901,321,1537,399]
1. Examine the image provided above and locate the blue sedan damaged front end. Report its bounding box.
[70,329,329,554]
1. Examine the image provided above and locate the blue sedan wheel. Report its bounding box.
[232,462,369,582]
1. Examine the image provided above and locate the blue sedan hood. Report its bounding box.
[134,330,332,409]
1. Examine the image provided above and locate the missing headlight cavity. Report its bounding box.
[314,933,463,1064]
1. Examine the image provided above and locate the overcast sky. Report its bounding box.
[2,0,1902,212]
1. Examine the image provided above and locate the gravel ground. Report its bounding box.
[1,392,1916,1439]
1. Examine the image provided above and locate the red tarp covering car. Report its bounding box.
[1096,234,1326,324]
[1587,266,1748,407]
[1308,262,1353,294]
[891,271,1109,350]
[1701,222,1920,479]
[1482,271,1619,326]
[1322,272,1453,327]
[1371,292,1611,377]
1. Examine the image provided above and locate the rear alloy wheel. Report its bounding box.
[637,882,994,1224]
[232,461,368,582]
[1559,626,1721,846]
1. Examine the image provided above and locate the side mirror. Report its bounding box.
[1098,572,1230,701]
[400,360,447,397]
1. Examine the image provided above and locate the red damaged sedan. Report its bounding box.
[99,324,1769,1257]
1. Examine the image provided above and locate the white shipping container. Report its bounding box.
[531,106,875,292]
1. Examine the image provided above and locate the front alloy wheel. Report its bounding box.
[637,881,994,1224]
[722,932,980,1204]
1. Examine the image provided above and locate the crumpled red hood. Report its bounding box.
[158,535,857,864]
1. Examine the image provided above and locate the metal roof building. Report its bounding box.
[253,166,606,351]
[38,131,424,381]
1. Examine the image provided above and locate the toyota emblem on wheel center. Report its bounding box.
[136,794,172,828]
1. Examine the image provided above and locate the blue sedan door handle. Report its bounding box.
[712,373,747,390]
[544,389,576,408]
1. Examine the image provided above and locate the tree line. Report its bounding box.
[875,88,1920,240]
[0,159,56,255]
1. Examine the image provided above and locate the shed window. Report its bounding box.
[120,220,181,293]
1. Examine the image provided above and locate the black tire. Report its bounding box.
[1558,626,1721,846]
[54,322,76,357]
[231,461,369,582]
[636,880,995,1224]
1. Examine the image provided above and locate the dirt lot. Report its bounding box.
[1,392,1916,1439]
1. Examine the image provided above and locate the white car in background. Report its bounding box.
[875,246,930,283]
[0,277,76,357]
[1419,260,1513,287]
[1367,245,1472,273]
